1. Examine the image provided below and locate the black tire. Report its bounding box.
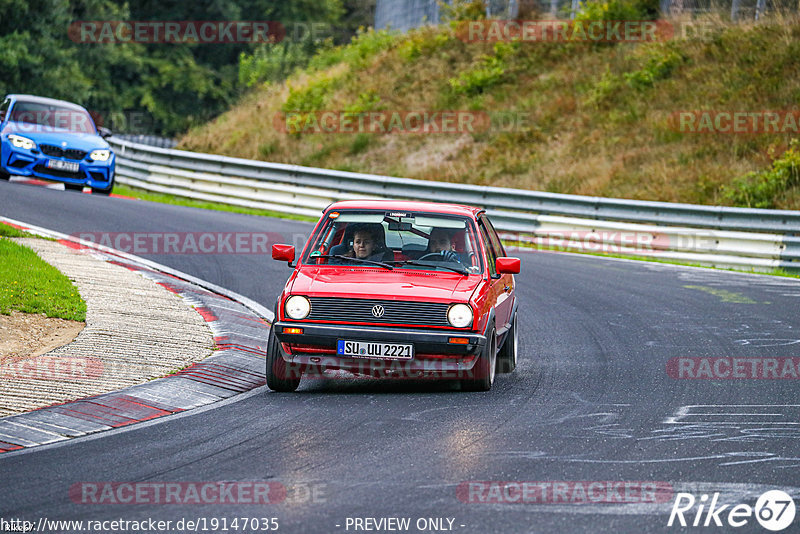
[93,176,114,196]
[0,169,9,181]
[461,326,496,392]
[93,185,113,196]
[265,328,301,392]
[64,183,85,192]
[497,313,518,374]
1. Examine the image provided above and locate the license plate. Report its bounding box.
[46,159,79,172]
[337,340,413,360]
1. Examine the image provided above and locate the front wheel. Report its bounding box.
[461,326,496,391]
[265,329,301,392]
[0,169,9,181]
[93,185,113,196]
[64,183,85,192]
[93,176,114,196]
[497,313,518,374]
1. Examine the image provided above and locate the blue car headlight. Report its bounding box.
[8,134,37,150]
[89,149,111,162]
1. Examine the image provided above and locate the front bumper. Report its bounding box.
[1,143,114,189]
[273,321,486,377]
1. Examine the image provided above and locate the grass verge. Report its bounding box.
[0,222,35,238]
[113,184,318,222]
[0,238,87,321]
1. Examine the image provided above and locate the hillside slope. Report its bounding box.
[180,15,800,209]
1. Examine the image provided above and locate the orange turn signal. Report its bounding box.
[448,337,470,345]
[283,327,304,335]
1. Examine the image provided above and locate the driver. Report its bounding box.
[426,228,462,262]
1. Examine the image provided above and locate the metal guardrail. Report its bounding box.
[108,137,800,273]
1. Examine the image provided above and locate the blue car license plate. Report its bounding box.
[337,340,413,359]
[46,159,80,173]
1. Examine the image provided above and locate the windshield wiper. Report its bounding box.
[309,254,394,270]
[387,260,469,275]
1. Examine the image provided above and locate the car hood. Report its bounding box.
[2,122,109,151]
[289,266,481,303]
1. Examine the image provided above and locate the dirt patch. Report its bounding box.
[0,311,84,362]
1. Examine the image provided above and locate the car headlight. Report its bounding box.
[90,149,111,162]
[448,304,473,328]
[285,295,311,320]
[8,134,36,150]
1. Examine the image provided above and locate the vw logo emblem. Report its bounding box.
[371,305,385,318]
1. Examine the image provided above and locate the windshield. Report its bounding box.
[9,101,97,134]
[302,210,484,274]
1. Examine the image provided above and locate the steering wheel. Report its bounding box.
[418,252,464,264]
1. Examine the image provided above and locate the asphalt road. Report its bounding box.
[2,180,799,534]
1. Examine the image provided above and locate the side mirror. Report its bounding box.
[272,244,295,264]
[496,257,520,275]
[98,127,112,139]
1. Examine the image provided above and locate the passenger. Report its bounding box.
[337,223,392,263]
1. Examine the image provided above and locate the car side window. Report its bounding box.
[482,216,507,257]
[0,99,9,123]
[478,220,498,277]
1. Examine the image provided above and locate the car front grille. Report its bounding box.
[307,297,451,327]
[33,164,83,179]
[40,144,87,160]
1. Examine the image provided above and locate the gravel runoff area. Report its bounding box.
[0,238,214,417]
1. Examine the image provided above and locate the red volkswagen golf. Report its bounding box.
[268,200,520,392]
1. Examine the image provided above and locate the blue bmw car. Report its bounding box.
[0,94,115,194]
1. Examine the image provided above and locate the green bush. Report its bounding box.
[239,38,332,87]
[345,90,383,114]
[574,0,659,21]
[724,140,800,208]
[349,133,371,154]
[309,28,398,72]
[398,30,453,62]
[282,76,341,112]
[624,48,685,90]
[449,41,517,96]
[440,0,487,22]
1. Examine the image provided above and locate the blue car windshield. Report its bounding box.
[9,102,97,134]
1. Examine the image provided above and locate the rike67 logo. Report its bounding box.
[668,490,796,531]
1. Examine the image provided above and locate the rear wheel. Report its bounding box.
[461,326,496,391]
[497,313,518,374]
[266,329,301,392]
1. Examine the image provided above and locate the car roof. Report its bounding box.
[5,94,88,111]
[326,200,484,218]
